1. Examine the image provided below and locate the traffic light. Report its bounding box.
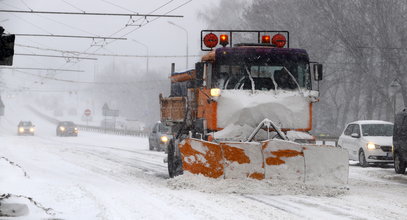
[0,26,15,66]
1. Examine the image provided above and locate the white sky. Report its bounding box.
[0,0,220,88]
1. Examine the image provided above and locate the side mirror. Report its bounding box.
[313,64,323,81]
[195,62,205,87]
[351,133,360,138]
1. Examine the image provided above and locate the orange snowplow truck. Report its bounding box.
[161,30,348,185]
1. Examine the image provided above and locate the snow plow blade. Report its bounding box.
[179,138,349,185]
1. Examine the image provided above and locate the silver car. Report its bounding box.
[148,122,172,151]
[17,121,35,136]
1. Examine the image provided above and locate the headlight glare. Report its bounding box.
[160,136,169,143]
[18,127,24,132]
[29,127,35,132]
[367,143,377,150]
[60,126,65,131]
[210,88,221,97]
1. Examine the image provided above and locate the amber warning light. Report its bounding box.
[219,34,229,47]
[261,35,271,44]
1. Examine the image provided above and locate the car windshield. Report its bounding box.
[361,124,393,136]
[20,121,32,126]
[61,121,75,126]
[159,124,170,133]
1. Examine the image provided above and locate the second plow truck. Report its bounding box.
[160,30,349,185]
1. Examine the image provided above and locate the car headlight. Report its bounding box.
[367,143,379,150]
[160,136,169,143]
[210,88,221,97]
[18,127,24,132]
[74,127,78,132]
[29,127,35,132]
[60,126,65,131]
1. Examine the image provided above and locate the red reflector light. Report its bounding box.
[262,35,271,44]
[272,34,286,48]
[219,34,229,47]
[203,33,219,48]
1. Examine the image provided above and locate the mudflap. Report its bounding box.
[179,138,349,185]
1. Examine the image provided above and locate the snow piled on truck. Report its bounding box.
[216,90,318,129]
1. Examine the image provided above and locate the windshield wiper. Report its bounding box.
[282,66,303,94]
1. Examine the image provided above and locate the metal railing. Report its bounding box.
[28,106,148,137]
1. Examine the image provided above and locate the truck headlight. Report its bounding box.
[18,127,24,133]
[29,127,35,132]
[60,126,65,131]
[160,136,169,143]
[367,143,379,150]
[210,88,221,97]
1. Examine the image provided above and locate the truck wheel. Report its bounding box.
[394,152,406,174]
[167,139,183,178]
[359,149,368,168]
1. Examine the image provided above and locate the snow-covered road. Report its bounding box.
[1,103,407,219]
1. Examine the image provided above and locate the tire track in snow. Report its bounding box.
[33,136,169,179]
[241,195,372,220]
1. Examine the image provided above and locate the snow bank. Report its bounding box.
[167,172,348,197]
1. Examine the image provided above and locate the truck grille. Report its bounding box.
[380,146,392,152]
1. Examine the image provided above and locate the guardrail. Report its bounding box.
[28,106,148,137]
[315,136,339,147]
[78,124,148,137]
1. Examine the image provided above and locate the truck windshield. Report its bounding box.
[361,124,393,136]
[213,63,309,91]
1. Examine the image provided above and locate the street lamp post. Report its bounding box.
[168,21,188,69]
[389,78,401,119]
[132,39,149,74]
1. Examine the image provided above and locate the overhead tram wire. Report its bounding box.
[43,0,182,70]
[0,9,184,18]
[96,0,175,38]
[99,0,138,13]
[14,33,126,40]
[0,1,106,39]
[0,67,85,72]
[54,0,188,72]
[88,0,192,54]
[16,44,200,58]
[8,69,168,86]
[15,53,98,60]
[60,0,85,13]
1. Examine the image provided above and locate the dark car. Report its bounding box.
[17,121,35,136]
[56,121,78,137]
[148,122,172,151]
[393,109,407,174]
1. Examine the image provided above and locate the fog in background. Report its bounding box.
[0,0,217,128]
[1,0,406,135]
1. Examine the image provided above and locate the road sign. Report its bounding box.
[84,109,91,116]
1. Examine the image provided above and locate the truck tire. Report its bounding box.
[167,139,183,178]
[359,149,368,168]
[394,152,406,174]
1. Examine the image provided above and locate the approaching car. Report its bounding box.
[338,120,393,167]
[17,121,35,136]
[56,121,78,137]
[393,109,407,174]
[148,122,172,151]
